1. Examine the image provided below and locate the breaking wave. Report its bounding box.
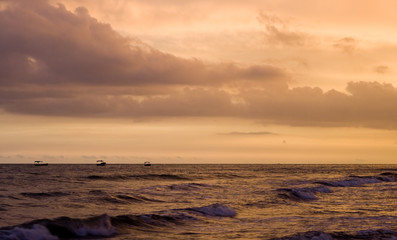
[0,203,236,239]
[112,204,236,229]
[0,224,58,240]
[0,214,115,240]
[277,172,397,202]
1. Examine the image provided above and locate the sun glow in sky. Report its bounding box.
[0,0,396,163]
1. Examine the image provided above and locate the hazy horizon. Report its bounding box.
[1,0,396,164]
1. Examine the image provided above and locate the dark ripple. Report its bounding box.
[87,174,189,181]
[21,191,70,198]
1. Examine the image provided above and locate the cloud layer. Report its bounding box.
[1,1,397,129]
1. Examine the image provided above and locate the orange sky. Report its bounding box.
[0,0,396,163]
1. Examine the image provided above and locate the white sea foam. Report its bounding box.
[0,224,58,240]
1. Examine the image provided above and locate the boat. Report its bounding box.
[34,161,48,166]
[144,161,151,166]
[96,160,106,166]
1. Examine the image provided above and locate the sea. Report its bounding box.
[1,164,397,240]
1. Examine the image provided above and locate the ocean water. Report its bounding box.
[1,164,397,240]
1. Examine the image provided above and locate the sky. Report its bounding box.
[0,0,396,164]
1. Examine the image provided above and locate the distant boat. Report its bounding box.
[144,161,151,166]
[34,161,48,166]
[96,160,106,166]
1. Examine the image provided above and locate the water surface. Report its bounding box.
[1,164,397,239]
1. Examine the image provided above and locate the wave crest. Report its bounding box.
[0,203,236,238]
[187,204,237,217]
[88,190,163,204]
[112,212,196,229]
[0,224,58,240]
[316,177,382,187]
[168,183,214,191]
[0,214,116,240]
[277,186,332,201]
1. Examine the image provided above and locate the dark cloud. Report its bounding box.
[2,87,237,117]
[1,1,397,130]
[3,81,397,129]
[0,1,286,88]
[242,81,397,129]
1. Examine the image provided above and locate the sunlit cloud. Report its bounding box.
[374,65,390,74]
[1,1,397,164]
[333,37,358,54]
[257,11,307,47]
[0,0,396,130]
[1,0,397,131]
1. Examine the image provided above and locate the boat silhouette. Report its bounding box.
[34,161,48,166]
[96,160,106,166]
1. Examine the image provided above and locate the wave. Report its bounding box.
[378,172,397,182]
[87,174,189,181]
[0,214,115,240]
[215,173,251,179]
[101,194,163,204]
[111,212,196,229]
[185,204,237,217]
[0,224,58,240]
[0,203,236,239]
[112,204,236,229]
[315,173,396,187]
[272,229,397,240]
[88,190,163,204]
[277,186,332,201]
[115,194,163,202]
[316,177,381,187]
[277,172,397,202]
[168,183,214,191]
